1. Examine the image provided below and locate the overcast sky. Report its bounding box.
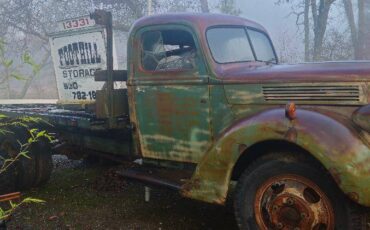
[237,0,295,37]
[234,0,304,60]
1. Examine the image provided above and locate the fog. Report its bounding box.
[0,0,369,99]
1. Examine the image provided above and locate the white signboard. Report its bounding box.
[50,29,106,101]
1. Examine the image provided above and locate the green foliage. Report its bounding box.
[22,52,42,75]
[0,114,51,222]
[0,38,43,99]
[0,197,45,221]
[0,125,53,174]
[10,72,27,81]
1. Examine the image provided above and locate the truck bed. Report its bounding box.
[0,100,129,131]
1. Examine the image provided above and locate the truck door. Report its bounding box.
[129,25,211,163]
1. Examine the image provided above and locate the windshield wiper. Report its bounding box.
[264,58,277,65]
[255,58,277,65]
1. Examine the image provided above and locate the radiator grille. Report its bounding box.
[262,85,360,102]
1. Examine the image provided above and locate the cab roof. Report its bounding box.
[131,13,268,34]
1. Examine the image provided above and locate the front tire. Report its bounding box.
[234,153,367,230]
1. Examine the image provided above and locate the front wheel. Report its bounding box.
[234,153,367,230]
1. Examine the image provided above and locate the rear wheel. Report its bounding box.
[0,126,53,190]
[0,150,17,194]
[33,138,53,186]
[1,126,37,190]
[234,153,367,230]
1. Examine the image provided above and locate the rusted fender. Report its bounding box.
[353,104,370,132]
[181,108,370,207]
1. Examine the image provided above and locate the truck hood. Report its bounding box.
[220,61,370,106]
[218,61,370,83]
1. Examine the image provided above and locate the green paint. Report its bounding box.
[3,14,370,209]
[126,20,370,207]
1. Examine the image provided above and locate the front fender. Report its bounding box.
[181,108,370,207]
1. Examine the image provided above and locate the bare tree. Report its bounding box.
[0,0,149,99]
[321,28,353,60]
[335,0,370,60]
[277,0,337,61]
[304,0,310,61]
[200,0,210,13]
[218,0,241,15]
[0,0,240,99]
[311,0,336,60]
[275,30,304,63]
[276,0,310,61]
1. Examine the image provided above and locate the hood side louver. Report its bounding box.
[262,85,361,103]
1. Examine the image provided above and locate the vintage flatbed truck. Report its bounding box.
[0,10,369,229]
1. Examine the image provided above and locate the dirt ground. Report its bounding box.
[6,156,238,230]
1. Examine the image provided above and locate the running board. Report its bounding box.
[116,166,192,191]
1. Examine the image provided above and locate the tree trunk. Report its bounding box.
[304,0,310,61]
[357,0,365,59]
[365,0,370,59]
[200,0,210,13]
[311,0,334,61]
[357,0,370,59]
[343,0,358,58]
[5,68,10,99]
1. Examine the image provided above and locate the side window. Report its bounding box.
[141,29,197,71]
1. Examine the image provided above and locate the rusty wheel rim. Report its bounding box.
[254,174,335,230]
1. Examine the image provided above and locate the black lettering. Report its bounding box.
[85,43,90,64]
[68,70,73,78]
[72,43,79,65]
[73,70,79,78]
[58,49,64,66]
[88,43,93,64]
[67,44,74,65]
[94,43,101,63]
[63,83,68,90]
[59,42,101,67]
[62,70,67,78]
[79,42,86,64]
[79,69,85,77]
[90,68,96,76]
[63,46,69,66]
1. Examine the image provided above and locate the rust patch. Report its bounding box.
[254,174,335,230]
[181,178,201,195]
[347,192,360,203]
[328,168,342,186]
[0,192,21,203]
[156,92,176,134]
[238,144,247,154]
[284,127,298,143]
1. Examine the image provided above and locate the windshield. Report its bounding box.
[206,27,277,64]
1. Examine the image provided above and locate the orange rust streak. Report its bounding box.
[0,192,21,203]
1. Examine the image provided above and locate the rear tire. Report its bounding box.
[234,153,368,230]
[33,138,53,186]
[0,150,17,194]
[0,126,53,190]
[0,126,37,190]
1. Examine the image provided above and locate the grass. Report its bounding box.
[7,164,237,230]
